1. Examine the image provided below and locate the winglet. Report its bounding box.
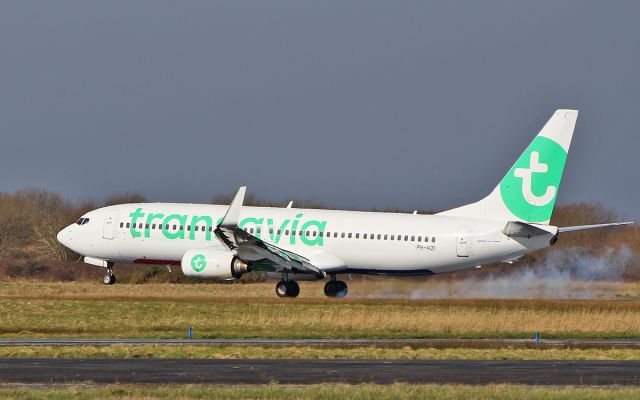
[219,186,246,227]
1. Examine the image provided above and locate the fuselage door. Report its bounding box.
[103,213,116,240]
[456,227,470,257]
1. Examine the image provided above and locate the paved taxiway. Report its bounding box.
[2,338,640,348]
[1,359,639,385]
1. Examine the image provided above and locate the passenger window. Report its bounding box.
[312,231,317,237]
[390,235,394,240]
[398,235,402,241]
[384,234,388,240]
[432,237,436,243]
[348,233,352,238]
[187,225,191,231]
[299,231,303,236]
[306,231,310,237]
[377,234,381,240]
[285,230,289,235]
[201,226,205,232]
[126,222,130,228]
[120,222,124,228]
[249,228,254,234]
[292,231,296,236]
[172,225,177,230]
[404,235,409,241]
[371,234,374,240]
[411,236,415,241]
[355,233,359,239]
[319,232,323,237]
[180,226,184,231]
[363,233,368,239]
[418,236,422,242]
[334,232,338,238]
[139,223,143,229]
[269,228,274,234]
[145,224,149,229]
[257,228,261,234]
[341,232,345,238]
[209,227,213,232]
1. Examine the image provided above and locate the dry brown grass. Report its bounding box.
[1,282,640,339]
[1,345,640,360]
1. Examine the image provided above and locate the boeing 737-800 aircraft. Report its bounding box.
[57,110,632,297]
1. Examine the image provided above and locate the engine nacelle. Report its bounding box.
[181,248,250,280]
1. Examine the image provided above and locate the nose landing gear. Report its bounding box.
[103,265,116,285]
[275,280,300,298]
[324,278,348,298]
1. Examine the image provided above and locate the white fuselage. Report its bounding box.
[57,203,556,277]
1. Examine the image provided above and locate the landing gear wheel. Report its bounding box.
[103,266,116,285]
[275,280,300,298]
[324,280,348,298]
[103,274,116,285]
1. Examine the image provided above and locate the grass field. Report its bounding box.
[2,345,640,360]
[1,384,639,400]
[1,282,640,340]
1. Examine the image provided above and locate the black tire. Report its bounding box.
[275,280,300,298]
[324,280,337,297]
[334,280,348,298]
[275,281,288,297]
[287,281,300,298]
[324,280,348,298]
[103,274,116,285]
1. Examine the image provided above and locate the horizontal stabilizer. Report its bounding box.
[558,221,634,233]
[503,221,555,238]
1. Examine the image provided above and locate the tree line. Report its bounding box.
[0,188,636,282]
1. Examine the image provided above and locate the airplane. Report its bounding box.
[57,109,633,298]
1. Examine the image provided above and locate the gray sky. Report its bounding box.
[0,1,638,219]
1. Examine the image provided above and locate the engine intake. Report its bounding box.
[181,248,250,280]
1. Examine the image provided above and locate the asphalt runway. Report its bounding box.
[1,359,640,385]
[2,338,640,349]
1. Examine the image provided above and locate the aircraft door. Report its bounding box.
[103,213,116,240]
[456,227,471,257]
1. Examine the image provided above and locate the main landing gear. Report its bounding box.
[274,276,349,298]
[275,280,300,298]
[103,265,116,285]
[324,278,348,298]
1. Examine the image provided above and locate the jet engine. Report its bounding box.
[181,248,250,280]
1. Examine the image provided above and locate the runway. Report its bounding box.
[2,338,640,349]
[1,359,640,385]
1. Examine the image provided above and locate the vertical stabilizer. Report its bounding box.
[438,109,578,224]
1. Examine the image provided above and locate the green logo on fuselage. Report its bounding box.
[499,136,567,222]
[191,254,206,272]
[128,209,327,247]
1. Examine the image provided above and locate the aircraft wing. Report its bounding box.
[214,187,325,279]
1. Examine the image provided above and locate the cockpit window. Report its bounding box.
[76,218,90,225]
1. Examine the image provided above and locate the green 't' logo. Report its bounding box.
[191,254,207,272]
[499,136,567,222]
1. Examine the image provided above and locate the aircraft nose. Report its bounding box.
[56,225,73,248]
